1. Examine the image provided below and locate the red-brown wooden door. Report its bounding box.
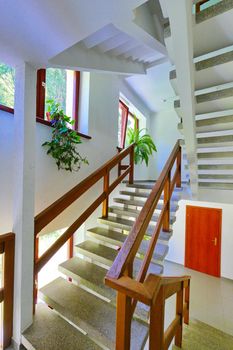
[185,205,222,277]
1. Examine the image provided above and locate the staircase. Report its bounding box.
[164,0,233,191]
[22,180,182,350]
[173,319,233,350]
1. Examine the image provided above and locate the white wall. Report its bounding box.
[0,71,152,235]
[167,199,233,280]
[149,108,181,180]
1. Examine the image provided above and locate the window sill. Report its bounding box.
[0,106,92,140]
[0,104,14,114]
[36,117,92,140]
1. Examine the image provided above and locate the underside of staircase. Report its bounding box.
[22,180,183,350]
[165,0,233,191]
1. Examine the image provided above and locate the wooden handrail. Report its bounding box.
[106,140,181,281]
[0,232,15,349]
[35,144,134,235]
[104,140,189,349]
[34,143,135,290]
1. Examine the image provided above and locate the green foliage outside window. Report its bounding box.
[0,62,15,108]
[45,68,67,115]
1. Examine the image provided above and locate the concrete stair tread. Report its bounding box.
[75,240,164,275]
[58,256,149,322]
[87,226,169,261]
[22,303,102,350]
[59,256,114,301]
[120,190,180,202]
[98,215,172,240]
[172,319,233,350]
[39,277,148,350]
[109,205,176,224]
[113,197,178,212]
[198,177,233,183]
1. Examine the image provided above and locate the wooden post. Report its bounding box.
[115,263,133,350]
[3,234,15,349]
[163,172,171,232]
[176,146,182,188]
[129,145,134,184]
[175,283,184,347]
[184,280,190,325]
[102,169,110,218]
[149,286,165,350]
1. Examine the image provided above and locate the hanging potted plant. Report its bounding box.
[126,117,157,166]
[42,99,89,171]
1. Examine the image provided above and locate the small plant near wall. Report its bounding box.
[126,119,157,166]
[42,100,89,171]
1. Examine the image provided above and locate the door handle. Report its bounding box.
[212,237,217,246]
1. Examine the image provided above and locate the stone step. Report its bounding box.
[198,164,233,170]
[87,227,169,261]
[98,216,172,240]
[171,49,233,92]
[198,168,233,175]
[22,303,102,350]
[119,190,180,202]
[75,240,164,275]
[199,182,233,190]
[58,257,149,322]
[125,182,183,192]
[39,277,148,350]
[59,256,114,301]
[199,174,233,179]
[198,157,233,165]
[113,197,178,212]
[109,205,176,224]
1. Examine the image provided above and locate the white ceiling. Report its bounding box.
[125,60,177,113]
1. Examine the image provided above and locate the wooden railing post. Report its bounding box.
[163,171,171,232]
[102,169,110,218]
[129,145,134,184]
[176,146,181,188]
[3,233,15,349]
[149,286,165,350]
[115,263,133,350]
[184,280,190,325]
[175,282,184,348]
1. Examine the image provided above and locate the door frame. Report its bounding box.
[185,205,222,277]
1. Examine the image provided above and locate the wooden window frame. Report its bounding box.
[119,100,139,149]
[119,100,129,149]
[1,69,91,140]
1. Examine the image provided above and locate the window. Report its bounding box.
[118,100,139,149]
[36,68,80,130]
[0,62,15,112]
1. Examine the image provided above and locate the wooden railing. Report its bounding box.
[33,144,135,300]
[105,140,190,349]
[0,232,15,349]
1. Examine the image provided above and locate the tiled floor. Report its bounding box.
[163,260,233,337]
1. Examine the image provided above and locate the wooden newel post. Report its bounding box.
[175,283,184,348]
[115,263,133,350]
[176,146,182,188]
[102,169,110,218]
[129,145,134,184]
[163,171,171,232]
[3,233,15,349]
[149,286,165,350]
[184,280,190,325]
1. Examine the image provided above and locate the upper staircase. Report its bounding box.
[164,0,233,191]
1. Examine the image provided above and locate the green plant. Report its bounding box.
[126,123,157,166]
[42,100,88,171]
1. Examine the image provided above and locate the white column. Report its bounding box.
[12,62,37,346]
[167,0,198,198]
